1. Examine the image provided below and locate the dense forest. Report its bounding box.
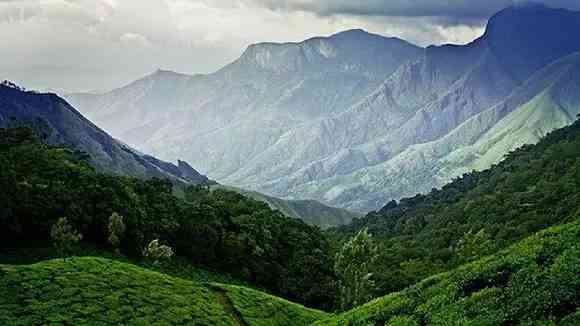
[332,117,580,295]
[0,127,336,309]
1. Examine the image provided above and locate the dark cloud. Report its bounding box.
[253,0,580,20]
[4,0,577,92]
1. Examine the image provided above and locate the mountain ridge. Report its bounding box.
[66,5,580,212]
[0,83,210,185]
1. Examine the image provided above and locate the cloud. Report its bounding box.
[248,0,580,20]
[1,0,579,93]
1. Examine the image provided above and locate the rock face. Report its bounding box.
[0,83,211,185]
[67,5,580,212]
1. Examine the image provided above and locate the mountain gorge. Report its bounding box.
[66,5,580,213]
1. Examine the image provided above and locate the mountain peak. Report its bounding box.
[482,2,580,82]
[331,28,369,37]
[1,80,26,91]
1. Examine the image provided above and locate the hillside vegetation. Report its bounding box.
[334,118,580,294]
[0,127,336,309]
[0,257,328,325]
[317,220,580,325]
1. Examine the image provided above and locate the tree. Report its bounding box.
[455,228,495,263]
[143,239,174,264]
[334,228,378,311]
[51,217,82,259]
[108,212,126,254]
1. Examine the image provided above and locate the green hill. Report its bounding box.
[317,220,580,325]
[334,118,580,294]
[0,257,328,325]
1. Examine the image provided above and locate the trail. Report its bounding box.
[212,286,248,326]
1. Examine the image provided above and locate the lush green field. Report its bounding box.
[317,220,580,325]
[0,257,328,325]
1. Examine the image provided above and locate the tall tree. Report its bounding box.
[108,212,126,254]
[334,228,378,311]
[51,217,82,259]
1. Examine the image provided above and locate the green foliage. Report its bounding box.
[455,228,496,263]
[107,212,126,253]
[316,220,580,325]
[143,239,174,263]
[335,228,378,311]
[0,257,328,325]
[0,127,336,309]
[332,119,580,295]
[50,217,82,258]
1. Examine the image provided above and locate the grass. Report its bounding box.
[0,257,329,325]
[316,219,580,325]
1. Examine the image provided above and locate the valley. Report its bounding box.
[1,3,579,325]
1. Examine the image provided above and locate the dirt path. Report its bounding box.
[212,286,248,326]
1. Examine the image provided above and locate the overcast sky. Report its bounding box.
[1,0,579,93]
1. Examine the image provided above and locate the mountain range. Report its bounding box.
[66,4,580,213]
[0,82,357,227]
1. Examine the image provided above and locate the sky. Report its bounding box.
[1,0,580,93]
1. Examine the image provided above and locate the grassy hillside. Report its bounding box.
[215,185,360,228]
[0,257,328,325]
[334,118,580,294]
[317,220,580,325]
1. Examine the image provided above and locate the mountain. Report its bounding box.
[65,30,422,202]
[215,185,360,229]
[66,5,580,212]
[332,117,580,295]
[316,220,580,325]
[294,51,580,211]
[0,257,328,325]
[0,82,210,185]
[0,82,359,228]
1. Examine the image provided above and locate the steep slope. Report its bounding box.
[65,30,421,185]
[317,220,580,325]
[289,51,580,211]
[67,5,580,212]
[215,185,360,229]
[332,117,580,295]
[0,82,210,185]
[0,257,328,325]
